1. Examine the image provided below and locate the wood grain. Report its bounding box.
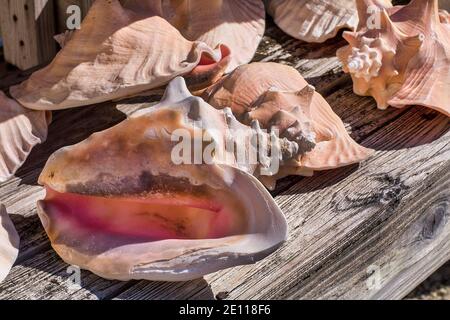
[0,21,448,300]
[0,0,56,70]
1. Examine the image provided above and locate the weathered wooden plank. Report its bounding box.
[0,0,56,70]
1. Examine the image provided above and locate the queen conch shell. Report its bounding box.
[266,0,392,43]
[9,0,230,111]
[37,77,288,281]
[162,0,265,73]
[0,205,20,283]
[0,91,51,182]
[337,0,450,116]
[203,62,373,189]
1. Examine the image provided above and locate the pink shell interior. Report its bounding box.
[42,186,248,241]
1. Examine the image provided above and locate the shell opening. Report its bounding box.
[194,45,231,72]
[185,44,231,91]
[41,185,249,243]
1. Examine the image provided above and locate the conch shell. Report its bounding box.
[267,0,392,43]
[337,0,450,116]
[163,0,265,73]
[0,205,20,283]
[10,0,230,111]
[0,91,50,182]
[203,62,373,188]
[37,77,288,281]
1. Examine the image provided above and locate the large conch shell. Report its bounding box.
[337,0,450,116]
[266,0,392,43]
[203,62,373,188]
[0,91,50,182]
[0,205,20,283]
[10,0,230,111]
[37,77,288,281]
[163,0,265,73]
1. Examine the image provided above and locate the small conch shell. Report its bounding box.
[266,0,392,43]
[337,0,450,116]
[10,0,230,111]
[163,0,265,73]
[203,62,373,188]
[0,204,20,283]
[37,77,288,281]
[0,91,51,182]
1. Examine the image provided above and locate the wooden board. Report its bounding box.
[0,0,56,70]
[0,22,448,300]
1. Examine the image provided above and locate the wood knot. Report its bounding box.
[421,201,449,240]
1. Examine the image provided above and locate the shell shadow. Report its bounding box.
[272,164,360,197]
[4,213,215,300]
[360,108,450,151]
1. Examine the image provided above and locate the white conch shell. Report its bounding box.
[163,0,265,73]
[10,0,230,111]
[203,62,374,188]
[37,77,288,281]
[0,205,20,283]
[267,0,392,43]
[337,0,450,116]
[0,91,50,182]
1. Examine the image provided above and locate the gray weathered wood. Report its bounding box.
[0,22,448,300]
[0,0,56,70]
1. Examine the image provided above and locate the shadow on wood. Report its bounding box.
[4,213,215,300]
[361,108,450,151]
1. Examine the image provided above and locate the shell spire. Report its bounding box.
[338,0,450,116]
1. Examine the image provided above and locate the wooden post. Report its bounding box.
[55,0,94,33]
[0,0,56,70]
